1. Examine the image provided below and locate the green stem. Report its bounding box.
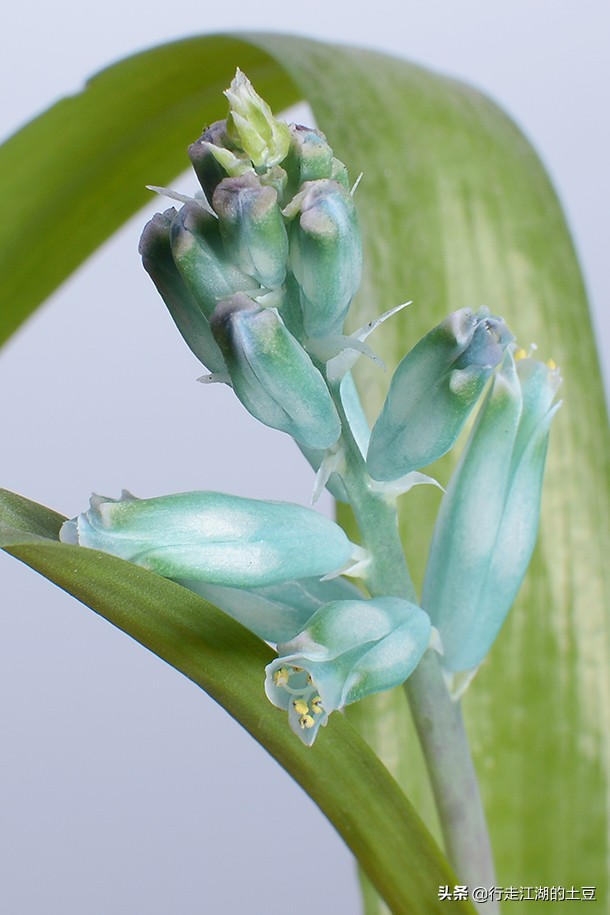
[330,378,497,913]
[405,652,498,914]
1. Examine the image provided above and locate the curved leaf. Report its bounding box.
[0,30,607,902]
[0,36,300,346]
[0,488,472,915]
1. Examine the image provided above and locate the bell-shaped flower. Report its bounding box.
[60,490,362,588]
[179,574,363,644]
[212,173,288,289]
[421,349,562,673]
[224,69,290,169]
[265,596,431,745]
[169,201,259,320]
[367,307,513,481]
[285,178,362,339]
[138,208,227,374]
[210,292,341,449]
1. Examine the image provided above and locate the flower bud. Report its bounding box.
[187,120,240,202]
[422,350,562,673]
[210,293,341,449]
[178,574,363,644]
[224,69,290,169]
[60,491,358,588]
[169,201,259,319]
[282,125,336,197]
[138,208,227,373]
[212,173,288,289]
[285,179,362,339]
[265,597,431,745]
[367,307,514,481]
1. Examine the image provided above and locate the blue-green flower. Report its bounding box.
[422,348,562,674]
[60,490,361,588]
[285,178,362,340]
[212,173,288,289]
[265,597,431,745]
[138,208,227,373]
[210,292,341,449]
[169,201,259,320]
[367,307,513,481]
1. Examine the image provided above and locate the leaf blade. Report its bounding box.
[0,487,473,915]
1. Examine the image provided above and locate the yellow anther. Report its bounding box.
[513,347,527,361]
[311,696,324,715]
[546,358,557,371]
[273,668,290,687]
[293,699,309,715]
[299,714,315,730]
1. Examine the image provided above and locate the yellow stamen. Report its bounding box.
[546,358,557,370]
[299,714,315,729]
[293,699,309,715]
[311,696,324,714]
[513,347,527,361]
[273,668,290,687]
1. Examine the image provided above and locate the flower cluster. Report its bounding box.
[61,72,561,743]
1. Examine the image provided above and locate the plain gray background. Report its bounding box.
[1,3,608,913]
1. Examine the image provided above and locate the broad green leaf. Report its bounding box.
[0,36,300,346]
[0,31,608,906]
[0,488,473,915]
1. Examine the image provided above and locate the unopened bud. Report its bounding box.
[210,293,341,449]
[170,201,258,319]
[367,308,514,481]
[286,179,362,339]
[138,209,226,373]
[422,349,562,672]
[213,173,288,289]
[224,69,290,169]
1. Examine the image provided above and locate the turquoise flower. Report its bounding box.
[422,348,562,674]
[60,490,363,588]
[367,307,513,481]
[212,173,288,289]
[210,293,341,448]
[265,597,431,745]
[284,178,362,340]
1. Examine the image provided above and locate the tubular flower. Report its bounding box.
[212,173,289,289]
[138,208,227,373]
[284,178,362,340]
[367,307,513,481]
[265,597,431,745]
[422,348,562,674]
[210,293,341,449]
[60,490,361,588]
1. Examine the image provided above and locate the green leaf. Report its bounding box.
[0,488,472,915]
[0,36,300,347]
[1,30,608,905]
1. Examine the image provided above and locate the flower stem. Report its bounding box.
[404,651,499,913]
[330,378,497,912]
